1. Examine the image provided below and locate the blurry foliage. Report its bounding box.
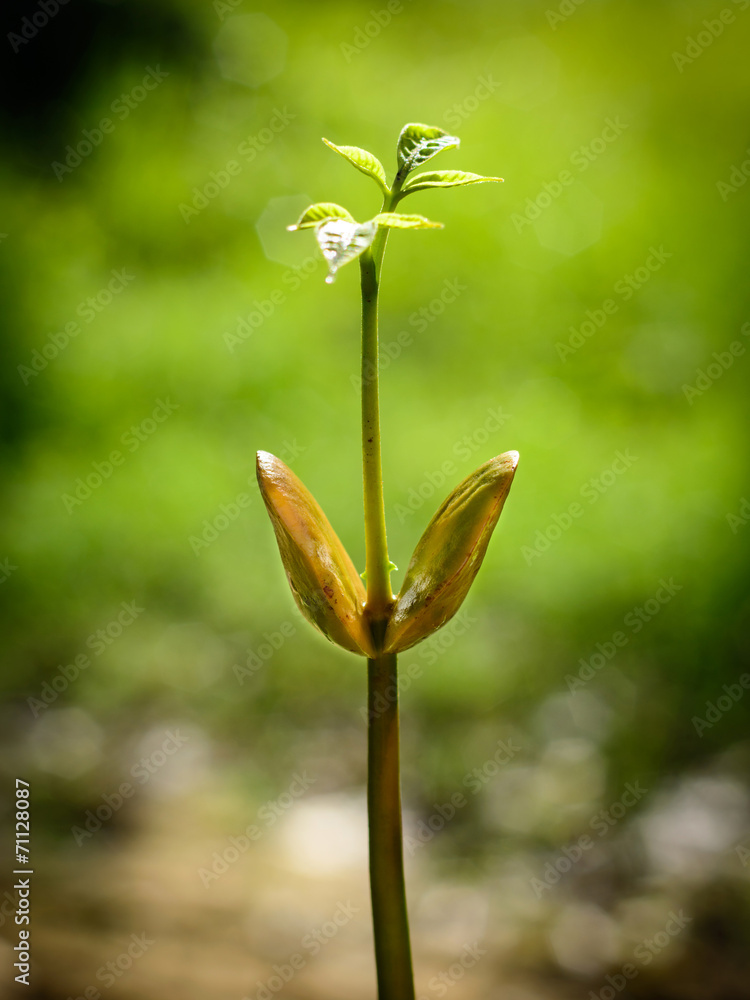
[0,0,749,990]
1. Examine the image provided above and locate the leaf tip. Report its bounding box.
[488,449,520,479]
[255,451,376,658]
[256,449,275,478]
[382,450,519,654]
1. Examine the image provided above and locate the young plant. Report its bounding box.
[257,123,518,999]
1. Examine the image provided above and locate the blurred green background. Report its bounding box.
[2,0,750,996]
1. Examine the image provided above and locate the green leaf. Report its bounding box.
[396,123,460,177]
[373,212,444,230]
[287,202,354,231]
[315,218,378,283]
[322,138,389,193]
[256,451,376,658]
[402,170,504,194]
[383,452,519,655]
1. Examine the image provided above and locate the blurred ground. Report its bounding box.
[2,759,750,999]
[1,0,749,996]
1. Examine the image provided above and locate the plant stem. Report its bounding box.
[360,245,392,615]
[360,183,402,614]
[368,651,415,1000]
[360,181,414,999]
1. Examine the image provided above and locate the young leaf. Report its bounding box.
[315,218,378,283]
[402,170,504,195]
[322,138,389,193]
[383,452,519,655]
[287,202,354,231]
[256,451,376,658]
[373,212,444,230]
[396,123,460,178]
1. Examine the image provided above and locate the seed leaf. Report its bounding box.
[287,202,354,231]
[257,451,376,658]
[315,218,378,283]
[373,212,444,230]
[402,170,504,194]
[384,452,519,655]
[322,138,389,193]
[396,123,460,177]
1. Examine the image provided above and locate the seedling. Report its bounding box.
[257,123,518,999]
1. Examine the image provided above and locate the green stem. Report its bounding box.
[360,246,392,614]
[361,181,414,999]
[368,651,415,1000]
[360,184,401,614]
